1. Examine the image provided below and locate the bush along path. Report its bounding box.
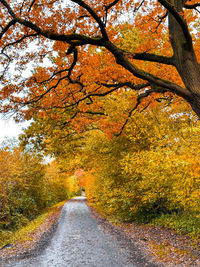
[0,201,66,264]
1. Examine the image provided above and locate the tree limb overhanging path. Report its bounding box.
[4,197,160,267]
[1,0,200,133]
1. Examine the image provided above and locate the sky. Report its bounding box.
[0,115,29,144]
[0,30,53,146]
[0,42,38,145]
[0,116,54,163]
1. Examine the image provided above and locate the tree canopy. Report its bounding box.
[0,0,200,131]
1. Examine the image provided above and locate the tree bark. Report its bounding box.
[168,0,200,116]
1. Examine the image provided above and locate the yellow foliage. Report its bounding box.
[84,102,200,221]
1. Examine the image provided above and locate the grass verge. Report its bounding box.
[0,200,66,254]
[88,202,200,266]
[150,212,200,245]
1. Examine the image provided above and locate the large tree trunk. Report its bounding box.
[168,0,200,117]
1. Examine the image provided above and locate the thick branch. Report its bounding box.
[158,0,193,48]
[71,0,108,40]
[16,18,104,45]
[184,3,200,9]
[105,0,120,11]
[0,0,105,46]
[105,41,192,101]
[0,19,17,39]
[101,82,150,90]
[68,48,78,78]
[0,0,17,18]
[123,51,175,66]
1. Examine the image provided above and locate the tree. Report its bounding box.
[0,0,200,130]
[82,103,200,221]
[18,76,200,223]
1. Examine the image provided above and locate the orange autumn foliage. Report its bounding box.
[0,0,200,128]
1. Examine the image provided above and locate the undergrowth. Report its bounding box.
[151,211,200,244]
[92,202,200,246]
[0,200,66,249]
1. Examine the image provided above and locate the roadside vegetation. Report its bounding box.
[83,103,200,244]
[19,91,200,247]
[0,143,80,249]
[0,200,65,250]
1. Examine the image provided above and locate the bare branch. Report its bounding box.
[25,49,82,105]
[104,0,120,25]
[0,33,37,78]
[116,87,168,136]
[0,19,17,39]
[134,0,145,12]
[81,110,105,116]
[63,83,126,108]
[32,68,69,85]
[155,11,168,31]
[105,0,120,12]
[36,0,58,7]
[1,33,38,52]
[184,3,200,14]
[28,0,37,12]
[66,48,86,91]
[24,75,68,105]
[0,51,11,79]
[20,0,26,15]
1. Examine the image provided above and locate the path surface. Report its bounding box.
[3,197,160,267]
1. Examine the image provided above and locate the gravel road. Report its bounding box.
[3,197,160,267]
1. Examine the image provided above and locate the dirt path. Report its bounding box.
[3,197,161,267]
